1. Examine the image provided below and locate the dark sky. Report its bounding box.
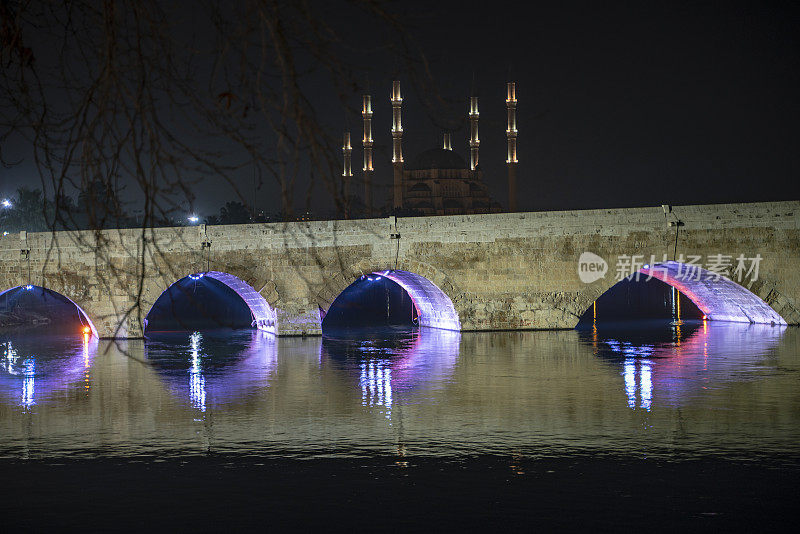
[402,0,800,211]
[2,0,798,215]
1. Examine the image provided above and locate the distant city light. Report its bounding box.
[643,264,650,269]
[2,231,8,236]
[188,215,199,224]
[24,285,34,290]
[1,199,11,208]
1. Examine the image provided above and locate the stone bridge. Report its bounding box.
[1,200,798,338]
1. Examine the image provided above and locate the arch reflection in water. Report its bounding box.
[582,320,786,411]
[321,328,461,416]
[144,330,277,411]
[0,333,97,409]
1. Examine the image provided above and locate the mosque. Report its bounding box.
[342,80,519,216]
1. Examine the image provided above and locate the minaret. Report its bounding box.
[506,82,518,212]
[361,94,374,216]
[391,80,404,210]
[342,131,352,217]
[469,96,480,171]
[443,132,452,151]
[342,131,352,179]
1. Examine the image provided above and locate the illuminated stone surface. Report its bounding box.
[641,261,786,325]
[203,271,277,334]
[0,201,798,337]
[382,270,460,331]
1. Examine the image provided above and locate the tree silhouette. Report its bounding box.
[0,1,426,226]
[0,0,434,336]
[0,187,48,233]
[76,180,129,230]
[218,201,251,225]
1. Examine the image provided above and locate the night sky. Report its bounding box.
[402,0,800,211]
[1,0,798,216]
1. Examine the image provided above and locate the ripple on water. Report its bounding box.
[0,322,799,463]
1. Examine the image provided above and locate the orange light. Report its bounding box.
[82,326,91,335]
[702,315,707,321]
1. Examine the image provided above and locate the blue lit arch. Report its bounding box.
[581,261,786,326]
[321,269,461,332]
[0,285,98,337]
[144,271,277,334]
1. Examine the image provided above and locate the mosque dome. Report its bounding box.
[407,148,467,170]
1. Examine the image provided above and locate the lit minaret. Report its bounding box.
[443,132,452,151]
[391,80,403,209]
[469,96,480,171]
[342,131,352,179]
[362,94,373,216]
[506,82,518,212]
[342,131,352,216]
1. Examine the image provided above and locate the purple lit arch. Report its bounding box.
[637,261,785,325]
[146,271,277,334]
[377,270,461,331]
[0,285,98,337]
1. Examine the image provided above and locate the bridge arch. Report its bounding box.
[143,271,277,334]
[0,284,98,337]
[315,260,462,332]
[578,260,787,326]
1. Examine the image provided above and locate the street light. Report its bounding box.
[1,199,11,208]
[188,215,199,224]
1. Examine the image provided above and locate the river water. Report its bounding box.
[1,321,799,529]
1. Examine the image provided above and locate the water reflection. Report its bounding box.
[622,357,652,410]
[360,360,392,411]
[321,327,461,415]
[581,320,787,410]
[1,323,798,461]
[144,330,277,411]
[0,333,97,409]
[188,332,206,412]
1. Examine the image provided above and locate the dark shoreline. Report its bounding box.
[1,455,796,532]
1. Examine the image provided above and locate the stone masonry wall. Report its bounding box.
[0,201,797,337]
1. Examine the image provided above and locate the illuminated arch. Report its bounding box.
[642,261,785,325]
[380,270,460,330]
[321,269,461,332]
[144,271,277,334]
[0,285,98,337]
[583,261,786,326]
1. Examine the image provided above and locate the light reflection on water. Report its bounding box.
[188,332,205,412]
[0,322,798,462]
[582,320,787,411]
[0,334,97,410]
[144,330,278,411]
[321,328,461,418]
